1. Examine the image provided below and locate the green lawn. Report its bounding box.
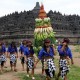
[74,45,80,53]
[17,73,46,80]
[17,65,80,80]
[67,66,80,80]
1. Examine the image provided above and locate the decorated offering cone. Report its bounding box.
[34,4,56,47]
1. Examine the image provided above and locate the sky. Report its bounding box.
[0,0,80,17]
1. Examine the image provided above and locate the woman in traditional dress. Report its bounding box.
[7,41,18,71]
[35,39,56,80]
[24,40,35,80]
[2,42,7,68]
[0,41,6,73]
[56,38,74,80]
[19,40,28,71]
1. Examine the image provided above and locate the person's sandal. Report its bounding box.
[14,69,17,72]
[32,77,35,80]
[4,66,7,68]
[26,74,29,77]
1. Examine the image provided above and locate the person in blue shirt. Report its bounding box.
[35,39,56,80]
[24,40,35,80]
[2,42,7,68]
[7,41,18,72]
[0,41,6,73]
[56,38,74,80]
[19,40,28,71]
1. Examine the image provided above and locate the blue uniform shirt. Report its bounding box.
[19,45,27,54]
[0,45,6,53]
[19,45,24,52]
[38,47,54,60]
[57,45,72,59]
[24,47,34,56]
[7,45,17,53]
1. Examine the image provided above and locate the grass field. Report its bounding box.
[17,64,80,80]
[67,66,80,80]
[74,45,80,53]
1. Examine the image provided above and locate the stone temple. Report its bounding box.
[0,2,80,45]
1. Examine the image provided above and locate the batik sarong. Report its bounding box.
[0,54,6,65]
[59,59,69,79]
[10,54,16,64]
[44,59,56,78]
[27,57,34,69]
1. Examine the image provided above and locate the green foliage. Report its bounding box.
[33,46,42,56]
[34,33,56,48]
[74,45,80,52]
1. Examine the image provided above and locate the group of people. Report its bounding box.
[0,38,74,80]
[0,41,18,72]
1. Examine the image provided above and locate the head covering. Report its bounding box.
[0,41,3,46]
[44,38,51,43]
[11,41,16,47]
[27,40,32,46]
[62,38,70,44]
[22,40,27,45]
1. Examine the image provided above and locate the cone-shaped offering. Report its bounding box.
[34,4,56,47]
